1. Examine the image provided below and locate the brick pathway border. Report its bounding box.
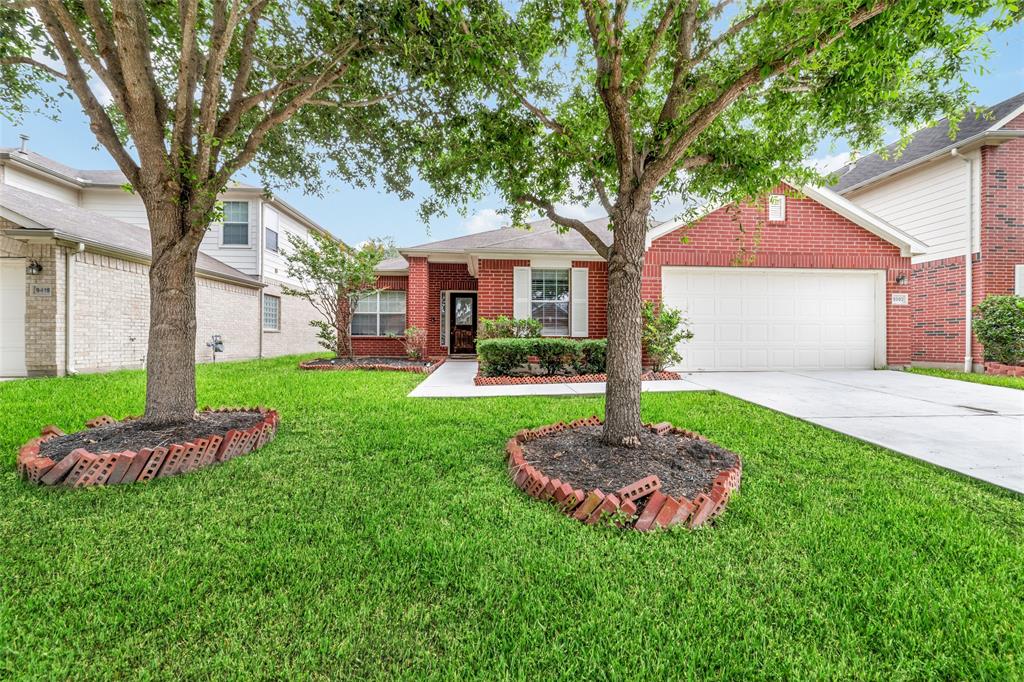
[478,370,681,386]
[985,362,1024,377]
[16,407,280,488]
[506,417,741,530]
[299,358,445,375]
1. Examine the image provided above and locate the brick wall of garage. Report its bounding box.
[644,187,914,366]
[909,256,972,365]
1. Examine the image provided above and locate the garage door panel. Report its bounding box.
[663,267,880,371]
[0,259,27,377]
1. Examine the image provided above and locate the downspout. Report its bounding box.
[951,148,973,373]
[64,242,84,375]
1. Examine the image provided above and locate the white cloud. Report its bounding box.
[809,151,852,173]
[462,208,507,234]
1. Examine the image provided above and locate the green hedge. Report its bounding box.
[973,295,1024,365]
[476,338,608,377]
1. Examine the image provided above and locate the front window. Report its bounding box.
[531,268,569,336]
[265,227,279,253]
[222,201,249,245]
[263,294,280,331]
[352,290,406,336]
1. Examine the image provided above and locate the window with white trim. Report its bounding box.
[262,294,281,331]
[352,290,406,336]
[222,201,249,245]
[265,227,279,253]
[531,268,570,336]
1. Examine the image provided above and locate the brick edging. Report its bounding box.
[985,362,1024,377]
[16,407,280,488]
[477,371,681,386]
[506,417,741,531]
[299,358,445,375]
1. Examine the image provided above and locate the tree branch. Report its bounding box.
[516,193,611,259]
[0,56,67,79]
[625,0,681,98]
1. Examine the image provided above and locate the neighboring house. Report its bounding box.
[0,144,336,377]
[832,91,1024,370]
[364,184,925,371]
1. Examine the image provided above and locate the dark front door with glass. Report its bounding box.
[449,293,478,354]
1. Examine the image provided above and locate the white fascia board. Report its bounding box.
[990,102,1024,131]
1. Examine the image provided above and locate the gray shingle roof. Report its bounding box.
[403,216,623,255]
[830,91,1024,194]
[0,183,261,287]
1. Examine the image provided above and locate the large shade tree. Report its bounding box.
[0,0,465,424]
[419,0,1018,445]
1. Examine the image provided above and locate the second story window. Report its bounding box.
[222,201,249,245]
[265,227,279,253]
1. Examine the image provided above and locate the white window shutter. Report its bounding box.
[513,267,531,319]
[1016,264,1024,296]
[571,267,589,337]
[768,194,785,221]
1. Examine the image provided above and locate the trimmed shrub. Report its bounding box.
[973,295,1024,365]
[477,338,533,376]
[478,316,542,339]
[534,338,580,375]
[642,300,693,371]
[572,339,607,374]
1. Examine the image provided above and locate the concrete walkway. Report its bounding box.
[687,370,1023,494]
[407,359,704,398]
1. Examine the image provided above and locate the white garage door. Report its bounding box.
[0,259,27,377]
[662,267,882,371]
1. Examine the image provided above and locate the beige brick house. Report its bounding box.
[0,144,335,377]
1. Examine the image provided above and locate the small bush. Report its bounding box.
[476,338,533,376]
[477,316,542,339]
[642,300,694,371]
[402,326,427,360]
[572,339,607,374]
[973,295,1024,365]
[533,338,580,375]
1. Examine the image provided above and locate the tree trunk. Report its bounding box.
[143,205,200,425]
[336,298,353,359]
[602,200,650,446]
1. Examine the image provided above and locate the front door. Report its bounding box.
[449,293,478,355]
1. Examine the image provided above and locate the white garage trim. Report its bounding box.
[661,266,887,371]
[0,258,27,377]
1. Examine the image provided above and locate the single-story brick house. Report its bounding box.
[360,184,927,371]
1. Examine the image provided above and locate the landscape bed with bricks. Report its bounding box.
[985,362,1024,377]
[16,408,279,487]
[506,417,742,530]
[298,358,445,374]
[476,370,681,386]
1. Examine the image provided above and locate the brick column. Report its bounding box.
[407,256,429,333]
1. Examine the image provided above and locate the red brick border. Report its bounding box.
[985,362,1024,377]
[477,371,681,386]
[299,357,445,375]
[506,417,741,531]
[16,407,280,488]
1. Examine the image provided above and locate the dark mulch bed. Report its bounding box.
[39,411,264,463]
[520,425,739,500]
[302,357,435,369]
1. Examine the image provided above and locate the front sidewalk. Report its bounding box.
[407,359,705,398]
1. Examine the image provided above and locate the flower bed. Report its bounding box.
[985,361,1024,377]
[506,417,741,530]
[16,407,279,487]
[476,370,680,386]
[299,357,445,374]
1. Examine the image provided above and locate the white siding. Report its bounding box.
[80,188,149,228]
[847,154,978,264]
[2,166,79,205]
[197,193,259,275]
[261,204,315,287]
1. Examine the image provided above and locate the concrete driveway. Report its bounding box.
[686,370,1024,494]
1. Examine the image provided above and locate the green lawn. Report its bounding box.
[907,366,1024,390]
[1,356,1021,679]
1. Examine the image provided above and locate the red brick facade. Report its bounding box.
[477,258,529,320]
[644,188,913,366]
[424,262,478,357]
[351,275,408,357]
[909,256,970,365]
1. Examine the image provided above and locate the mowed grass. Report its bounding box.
[907,366,1024,390]
[1,356,1021,680]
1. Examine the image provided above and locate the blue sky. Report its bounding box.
[2,22,1021,246]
